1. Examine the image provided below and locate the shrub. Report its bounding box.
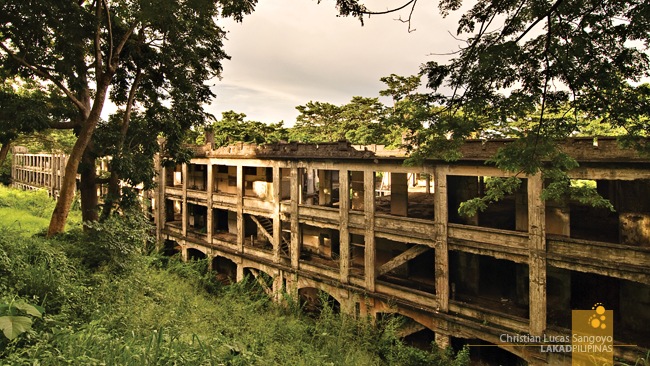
[74,210,155,274]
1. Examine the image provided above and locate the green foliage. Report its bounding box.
[290,96,401,146]
[0,300,43,340]
[0,186,81,231]
[0,186,55,218]
[208,111,289,147]
[459,177,521,217]
[77,210,155,274]
[0,188,468,365]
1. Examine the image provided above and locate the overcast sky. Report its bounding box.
[206,0,464,126]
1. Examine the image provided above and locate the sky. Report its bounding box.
[206,0,465,126]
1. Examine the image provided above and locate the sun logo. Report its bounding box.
[588,303,607,329]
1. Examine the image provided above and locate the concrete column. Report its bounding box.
[206,164,214,242]
[318,170,333,206]
[154,155,164,245]
[272,166,282,263]
[339,169,350,284]
[350,171,364,211]
[182,163,188,237]
[434,333,450,349]
[236,165,244,252]
[390,172,408,216]
[528,173,546,336]
[236,264,244,283]
[290,166,300,268]
[515,184,528,231]
[306,168,315,205]
[364,170,376,292]
[434,166,449,312]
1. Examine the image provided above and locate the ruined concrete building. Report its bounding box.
[153,137,650,365]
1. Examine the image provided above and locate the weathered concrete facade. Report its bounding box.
[11,151,69,197]
[156,138,650,365]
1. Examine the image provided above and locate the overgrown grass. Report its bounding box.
[0,207,50,236]
[0,187,469,365]
[0,185,81,232]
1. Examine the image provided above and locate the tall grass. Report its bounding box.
[0,185,81,232]
[0,187,469,365]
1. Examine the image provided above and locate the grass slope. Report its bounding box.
[0,187,469,365]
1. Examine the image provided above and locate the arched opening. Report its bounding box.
[376,313,435,351]
[243,267,274,297]
[451,337,527,366]
[187,248,206,261]
[162,239,180,256]
[212,256,237,284]
[298,287,340,316]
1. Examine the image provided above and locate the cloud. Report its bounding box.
[210,0,464,124]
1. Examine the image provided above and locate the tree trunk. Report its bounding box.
[80,144,99,223]
[100,169,121,220]
[0,142,11,167]
[100,68,142,220]
[47,76,111,237]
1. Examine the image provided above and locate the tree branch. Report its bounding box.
[94,0,103,77]
[103,0,114,64]
[0,42,87,112]
[360,0,416,15]
[109,24,137,73]
[395,0,418,33]
[513,0,564,43]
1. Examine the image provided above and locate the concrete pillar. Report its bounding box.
[236,165,244,251]
[434,166,450,312]
[318,170,333,206]
[515,184,528,231]
[236,264,244,283]
[154,155,164,245]
[290,166,300,268]
[434,333,451,349]
[272,165,282,263]
[306,168,315,205]
[350,171,364,211]
[339,169,350,284]
[390,172,409,217]
[364,170,376,292]
[181,163,188,237]
[528,174,546,336]
[206,164,214,242]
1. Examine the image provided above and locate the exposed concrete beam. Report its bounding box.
[377,245,430,278]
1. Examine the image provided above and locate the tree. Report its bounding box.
[333,0,649,212]
[291,101,345,143]
[207,111,289,147]
[0,0,256,235]
[290,97,399,145]
[0,77,75,166]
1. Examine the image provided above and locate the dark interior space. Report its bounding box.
[298,288,340,316]
[547,267,650,348]
[449,251,529,318]
[212,256,237,284]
